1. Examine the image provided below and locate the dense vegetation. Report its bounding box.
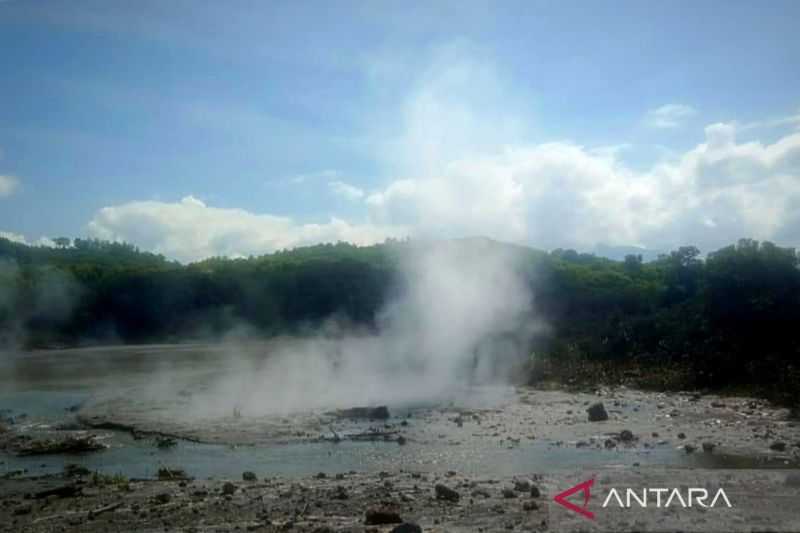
[1,236,798,405]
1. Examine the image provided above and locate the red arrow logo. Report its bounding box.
[553,477,595,520]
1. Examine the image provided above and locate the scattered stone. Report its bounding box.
[684,444,696,454]
[710,401,726,408]
[331,485,349,500]
[702,442,716,453]
[523,501,539,511]
[513,479,532,492]
[222,482,237,495]
[435,483,460,502]
[604,439,617,449]
[770,441,787,452]
[618,429,635,442]
[157,468,188,480]
[471,488,491,498]
[365,506,402,525]
[242,471,257,482]
[154,492,171,505]
[502,487,517,498]
[587,402,609,422]
[155,436,177,449]
[530,485,541,498]
[677,432,687,440]
[397,436,407,445]
[391,523,422,533]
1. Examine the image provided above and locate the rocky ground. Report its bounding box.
[74,385,800,461]
[3,466,800,532]
[0,468,549,533]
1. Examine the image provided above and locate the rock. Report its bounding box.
[677,432,687,440]
[502,487,517,498]
[391,523,422,533]
[222,482,237,495]
[34,484,82,499]
[13,504,32,516]
[770,441,787,452]
[14,435,106,455]
[710,401,726,408]
[157,468,189,480]
[587,403,609,422]
[155,436,177,449]
[435,483,460,502]
[242,471,257,482]
[604,439,617,449]
[471,488,491,498]
[513,479,532,492]
[335,406,390,420]
[530,485,541,498]
[330,485,349,500]
[365,506,403,525]
[154,492,172,505]
[523,501,539,511]
[702,442,716,453]
[64,464,90,477]
[618,429,635,442]
[397,436,407,445]
[684,444,696,454]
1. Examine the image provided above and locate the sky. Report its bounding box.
[1,0,799,262]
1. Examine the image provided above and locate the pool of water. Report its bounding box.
[2,389,796,480]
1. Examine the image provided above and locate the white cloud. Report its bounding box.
[329,180,364,201]
[87,195,406,262]
[644,104,697,129]
[0,175,19,197]
[365,122,800,253]
[81,50,800,260]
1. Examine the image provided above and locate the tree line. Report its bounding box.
[1,236,798,404]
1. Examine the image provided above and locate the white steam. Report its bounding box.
[186,239,540,417]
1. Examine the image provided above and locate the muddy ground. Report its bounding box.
[75,385,800,460]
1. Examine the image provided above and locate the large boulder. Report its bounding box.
[587,402,609,422]
[435,483,460,502]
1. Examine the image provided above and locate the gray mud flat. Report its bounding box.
[3,345,800,531]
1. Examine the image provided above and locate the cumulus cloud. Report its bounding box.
[365,121,800,253]
[328,180,364,201]
[0,175,19,197]
[87,195,406,262]
[644,104,697,129]
[82,50,800,260]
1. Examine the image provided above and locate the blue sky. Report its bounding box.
[1,0,799,261]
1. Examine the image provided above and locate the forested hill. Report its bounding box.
[1,236,799,404]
